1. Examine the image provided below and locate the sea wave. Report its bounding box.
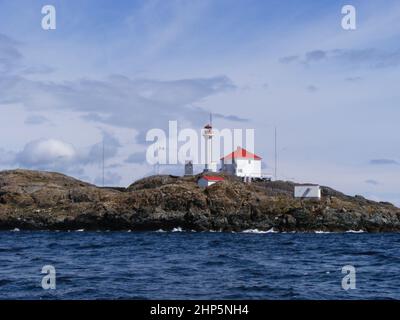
[242,228,277,234]
[314,230,366,234]
[0,231,397,299]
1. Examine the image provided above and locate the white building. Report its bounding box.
[198,176,224,188]
[220,147,262,178]
[294,185,321,199]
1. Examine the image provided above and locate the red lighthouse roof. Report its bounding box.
[221,147,262,160]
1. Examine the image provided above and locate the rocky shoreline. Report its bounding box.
[0,169,399,232]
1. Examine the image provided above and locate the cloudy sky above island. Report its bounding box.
[0,0,399,205]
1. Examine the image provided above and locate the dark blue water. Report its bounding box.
[0,231,399,300]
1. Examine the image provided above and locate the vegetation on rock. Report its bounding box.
[0,169,399,232]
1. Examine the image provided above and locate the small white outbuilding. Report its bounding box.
[294,185,321,199]
[198,176,224,188]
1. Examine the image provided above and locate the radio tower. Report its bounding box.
[102,138,105,187]
[274,126,277,181]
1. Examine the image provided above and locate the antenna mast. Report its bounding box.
[102,138,105,187]
[274,126,277,181]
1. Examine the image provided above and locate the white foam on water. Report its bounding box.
[242,228,277,234]
[346,229,365,233]
[172,227,183,232]
[75,229,85,232]
[11,228,20,232]
[155,229,166,232]
[314,230,366,234]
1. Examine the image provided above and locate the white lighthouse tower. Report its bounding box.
[202,116,217,172]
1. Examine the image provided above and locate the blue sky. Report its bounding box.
[0,0,399,205]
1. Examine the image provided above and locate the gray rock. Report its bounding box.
[0,169,399,232]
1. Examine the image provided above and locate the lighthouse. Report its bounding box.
[202,120,217,172]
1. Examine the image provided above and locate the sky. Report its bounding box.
[0,0,399,205]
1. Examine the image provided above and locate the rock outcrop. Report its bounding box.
[0,169,399,232]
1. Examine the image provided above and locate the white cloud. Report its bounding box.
[24,114,50,125]
[0,33,22,73]
[0,72,235,144]
[280,48,400,69]
[0,148,14,165]
[7,131,124,180]
[16,138,76,167]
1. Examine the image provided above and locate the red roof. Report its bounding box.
[221,147,262,160]
[201,176,224,181]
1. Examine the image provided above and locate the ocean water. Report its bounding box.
[0,230,399,300]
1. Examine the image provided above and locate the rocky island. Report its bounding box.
[0,169,399,232]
